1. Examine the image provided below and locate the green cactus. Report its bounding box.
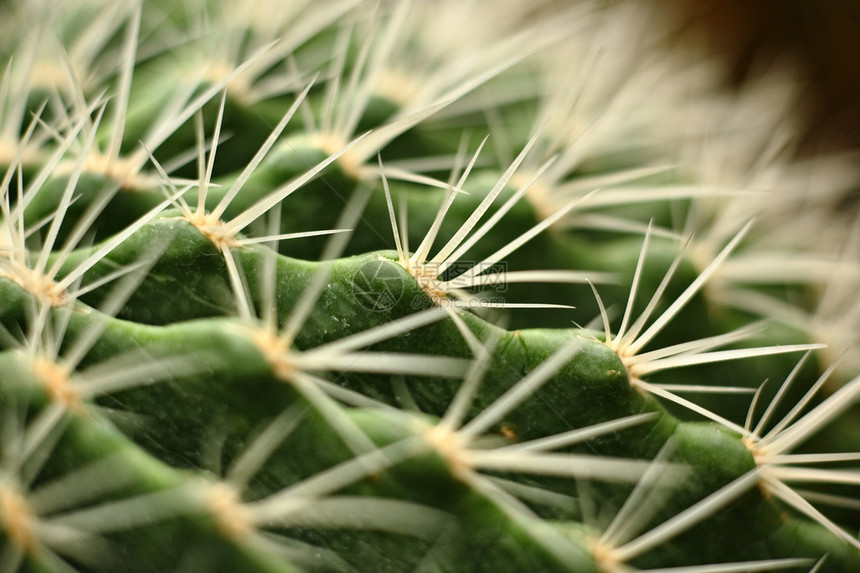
[1,1,859,571]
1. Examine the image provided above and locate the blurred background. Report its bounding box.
[670,0,860,158]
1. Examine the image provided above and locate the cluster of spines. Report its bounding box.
[1,0,859,572]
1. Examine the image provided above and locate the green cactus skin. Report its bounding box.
[2,1,860,572]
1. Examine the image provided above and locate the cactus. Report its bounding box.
[1,0,860,571]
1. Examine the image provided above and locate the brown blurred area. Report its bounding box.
[667,0,860,156]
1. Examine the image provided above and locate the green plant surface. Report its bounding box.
[1,1,859,572]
